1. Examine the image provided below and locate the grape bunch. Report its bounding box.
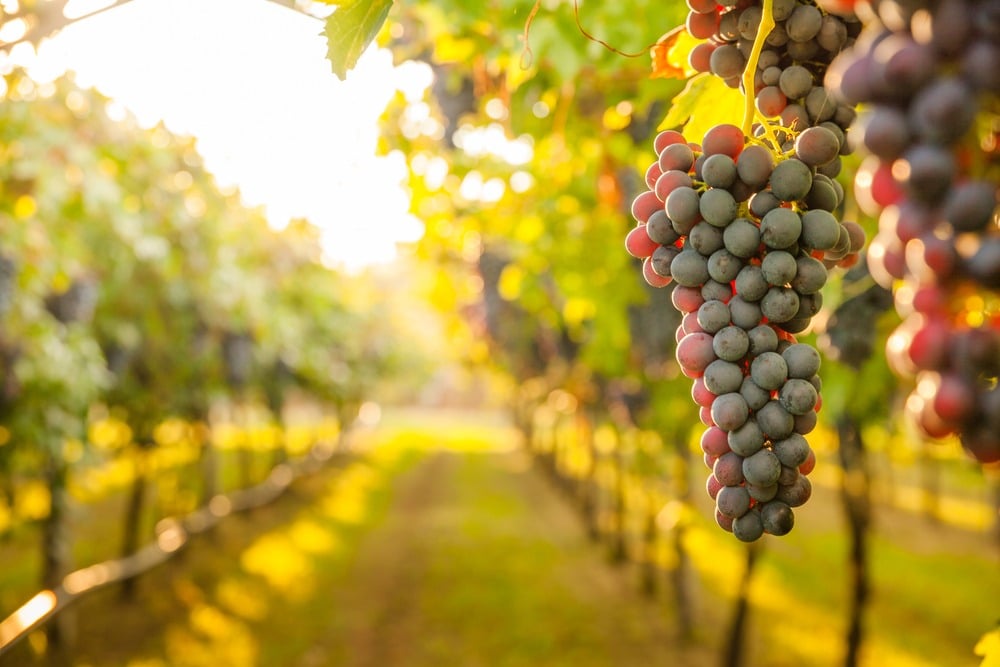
[684,0,860,177]
[625,122,865,540]
[824,0,1000,463]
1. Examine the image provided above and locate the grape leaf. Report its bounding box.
[656,72,743,140]
[976,628,1000,667]
[324,0,394,81]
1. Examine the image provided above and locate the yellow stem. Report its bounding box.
[741,0,776,136]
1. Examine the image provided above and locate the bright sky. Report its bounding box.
[23,0,428,270]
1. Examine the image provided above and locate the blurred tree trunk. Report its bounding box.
[837,414,871,667]
[722,542,759,667]
[919,444,940,522]
[607,422,627,565]
[671,432,695,641]
[120,445,150,600]
[41,451,74,664]
[578,410,600,541]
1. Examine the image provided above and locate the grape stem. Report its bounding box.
[741,0,775,136]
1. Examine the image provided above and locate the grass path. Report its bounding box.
[11,411,710,666]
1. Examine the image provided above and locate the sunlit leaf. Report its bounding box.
[650,27,687,80]
[656,73,744,139]
[976,628,1000,667]
[324,0,394,81]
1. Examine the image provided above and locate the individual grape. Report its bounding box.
[712,392,751,431]
[762,66,783,87]
[756,85,788,117]
[800,209,841,250]
[805,86,837,123]
[760,207,803,249]
[770,159,814,202]
[737,4,763,40]
[747,483,779,502]
[776,474,812,507]
[895,144,955,203]
[728,418,765,457]
[650,245,682,278]
[853,107,911,160]
[741,376,771,413]
[643,258,673,287]
[750,351,788,390]
[724,218,762,259]
[760,500,795,536]
[700,188,739,227]
[659,142,697,174]
[788,37,822,61]
[787,5,823,43]
[793,410,818,435]
[772,433,811,469]
[761,250,798,286]
[777,464,800,488]
[771,0,796,21]
[698,299,732,333]
[702,279,734,303]
[690,41,717,73]
[689,221,726,256]
[749,190,782,219]
[794,126,842,167]
[672,284,705,313]
[702,123,745,159]
[676,331,718,377]
[943,181,998,233]
[702,154,738,189]
[685,0,717,14]
[715,508,735,532]
[655,169,695,202]
[761,286,801,323]
[747,324,779,358]
[704,359,746,395]
[701,425,732,457]
[707,249,744,283]
[791,255,828,294]
[962,40,1000,92]
[670,248,712,287]
[717,484,752,518]
[908,76,976,144]
[757,399,795,440]
[688,9,722,39]
[646,209,681,245]
[817,14,848,52]
[631,190,662,223]
[732,509,764,542]
[778,65,814,100]
[714,325,751,361]
[736,144,775,187]
[729,295,763,329]
[782,343,822,379]
[780,103,811,132]
[666,187,703,233]
[779,378,819,415]
[654,129,686,154]
[714,451,746,486]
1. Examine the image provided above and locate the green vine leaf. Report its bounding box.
[324,0,394,81]
[656,72,743,140]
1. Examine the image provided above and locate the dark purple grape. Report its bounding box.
[732,509,764,542]
[761,500,795,535]
[769,159,813,202]
[717,484,752,518]
[712,392,751,431]
[714,325,751,361]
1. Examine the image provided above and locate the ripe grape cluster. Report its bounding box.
[685,0,860,178]
[824,0,1000,463]
[625,122,865,540]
